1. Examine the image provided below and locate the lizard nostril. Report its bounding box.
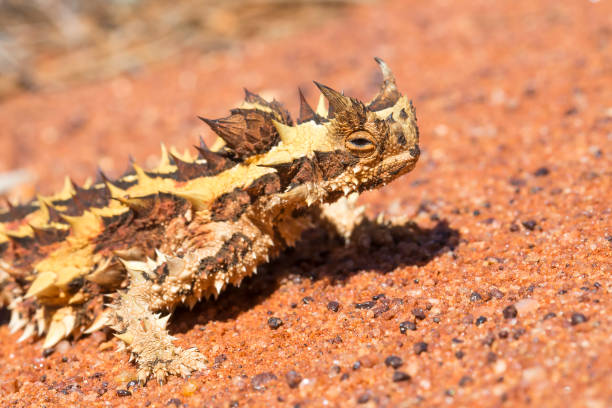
[409,146,420,158]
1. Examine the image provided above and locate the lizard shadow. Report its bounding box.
[171,218,460,332]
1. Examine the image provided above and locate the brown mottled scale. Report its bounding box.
[0,58,420,384]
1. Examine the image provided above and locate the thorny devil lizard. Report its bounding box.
[0,58,419,384]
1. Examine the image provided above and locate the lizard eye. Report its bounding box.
[346,131,377,157]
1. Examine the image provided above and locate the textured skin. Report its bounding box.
[0,59,419,384]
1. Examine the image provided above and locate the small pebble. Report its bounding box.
[499,330,509,339]
[285,370,302,389]
[486,352,497,363]
[399,321,417,333]
[352,361,361,370]
[458,376,473,387]
[116,389,131,397]
[267,317,283,329]
[384,356,403,369]
[357,391,371,404]
[414,342,428,355]
[503,305,518,319]
[521,220,537,231]
[392,371,411,382]
[530,186,543,194]
[513,328,525,339]
[42,348,55,358]
[475,316,487,326]
[412,308,426,320]
[126,380,138,390]
[571,313,588,325]
[167,398,182,407]
[534,167,550,177]
[509,177,526,187]
[455,350,465,359]
[489,288,505,299]
[355,300,376,309]
[470,292,483,302]
[251,372,278,391]
[214,354,227,365]
[482,334,495,347]
[372,293,386,300]
[302,296,314,304]
[327,301,340,312]
[542,312,556,320]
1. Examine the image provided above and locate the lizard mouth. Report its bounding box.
[380,149,420,178]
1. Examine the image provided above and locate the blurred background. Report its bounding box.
[0,0,364,99]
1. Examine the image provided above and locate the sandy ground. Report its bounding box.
[0,0,610,406]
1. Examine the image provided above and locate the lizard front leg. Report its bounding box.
[107,257,205,385]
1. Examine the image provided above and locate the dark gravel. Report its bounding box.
[285,370,302,389]
[571,313,588,325]
[267,317,283,329]
[503,305,518,319]
[327,301,340,312]
[414,342,428,355]
[251,372,278,391]
[399,321,417,333]
[412,308,426,320]
[458,376,473,387]
[355,301,376,309]
[392,371,411,382]
[522,220,538,231]
[384,355,403,369]
[475,316,487,326]
[470,292,483,302]
[116,389,131,397]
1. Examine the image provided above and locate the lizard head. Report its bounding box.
[268,58,419,204]
[313,59,419,194]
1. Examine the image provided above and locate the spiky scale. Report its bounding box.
[25,271,56,298]
[368,57,401,111]
[313,81,352,116]
[17,323,35,343]
[297,88,320,124]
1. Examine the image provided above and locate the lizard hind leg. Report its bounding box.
[108,256,206,384]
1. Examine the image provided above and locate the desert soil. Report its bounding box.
[0,0,610,407]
